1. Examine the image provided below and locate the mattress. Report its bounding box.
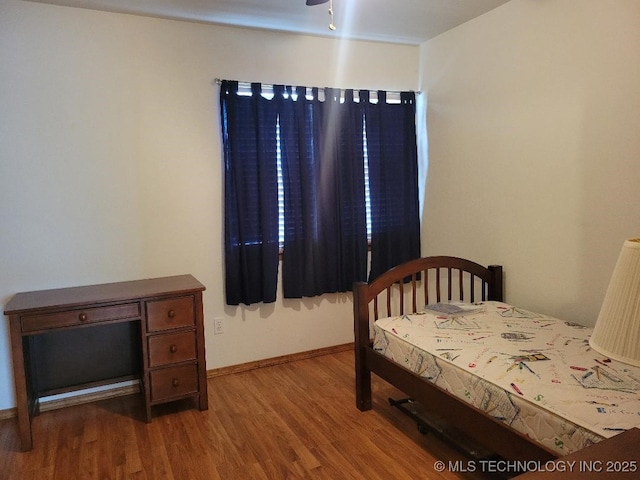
[373,301,640,455]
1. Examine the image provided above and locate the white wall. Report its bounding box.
[419,0,640,323]
[0,0,418,409]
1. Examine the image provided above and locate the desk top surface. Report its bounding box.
[4,274,205,315]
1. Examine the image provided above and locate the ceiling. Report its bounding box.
[25,0,511,45]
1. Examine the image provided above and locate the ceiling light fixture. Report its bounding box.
[306,0,336,31]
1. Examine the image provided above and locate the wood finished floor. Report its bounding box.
[0,350,492,480]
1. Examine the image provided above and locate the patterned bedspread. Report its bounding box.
[373,301,640,455]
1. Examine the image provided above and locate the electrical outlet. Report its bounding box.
[214,317,225,335]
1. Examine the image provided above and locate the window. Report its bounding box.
[220,80,420,305]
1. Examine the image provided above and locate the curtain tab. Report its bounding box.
[344,89,354,103]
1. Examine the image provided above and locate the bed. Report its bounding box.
[353,256,640,462]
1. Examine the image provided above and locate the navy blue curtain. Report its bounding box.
[364,91,421,281]
[279,88,368,297]
[220,81,419,303]
[220,81,280,305]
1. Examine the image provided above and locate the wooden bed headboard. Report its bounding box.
[355,256,503,322]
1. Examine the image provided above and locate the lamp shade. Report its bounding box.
[306,0,329,5]
[589,238,640,366]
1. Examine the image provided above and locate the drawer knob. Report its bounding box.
[169,344,178,353]
[172,378,180,388]
[79,313,88,321]
[167,309,176,319]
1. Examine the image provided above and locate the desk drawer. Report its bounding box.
[21,303,140,332]
[146,296,194,332]
[148,331,196,367]
[150,364,198,402]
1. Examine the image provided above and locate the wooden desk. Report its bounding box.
[514,428,640,479]
[4,275,208,451]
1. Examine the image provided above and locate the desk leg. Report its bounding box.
[9,315,33,451]
[140,372,152,423]
[194,294,208,411]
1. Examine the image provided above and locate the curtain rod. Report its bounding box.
[212,78,421,95]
